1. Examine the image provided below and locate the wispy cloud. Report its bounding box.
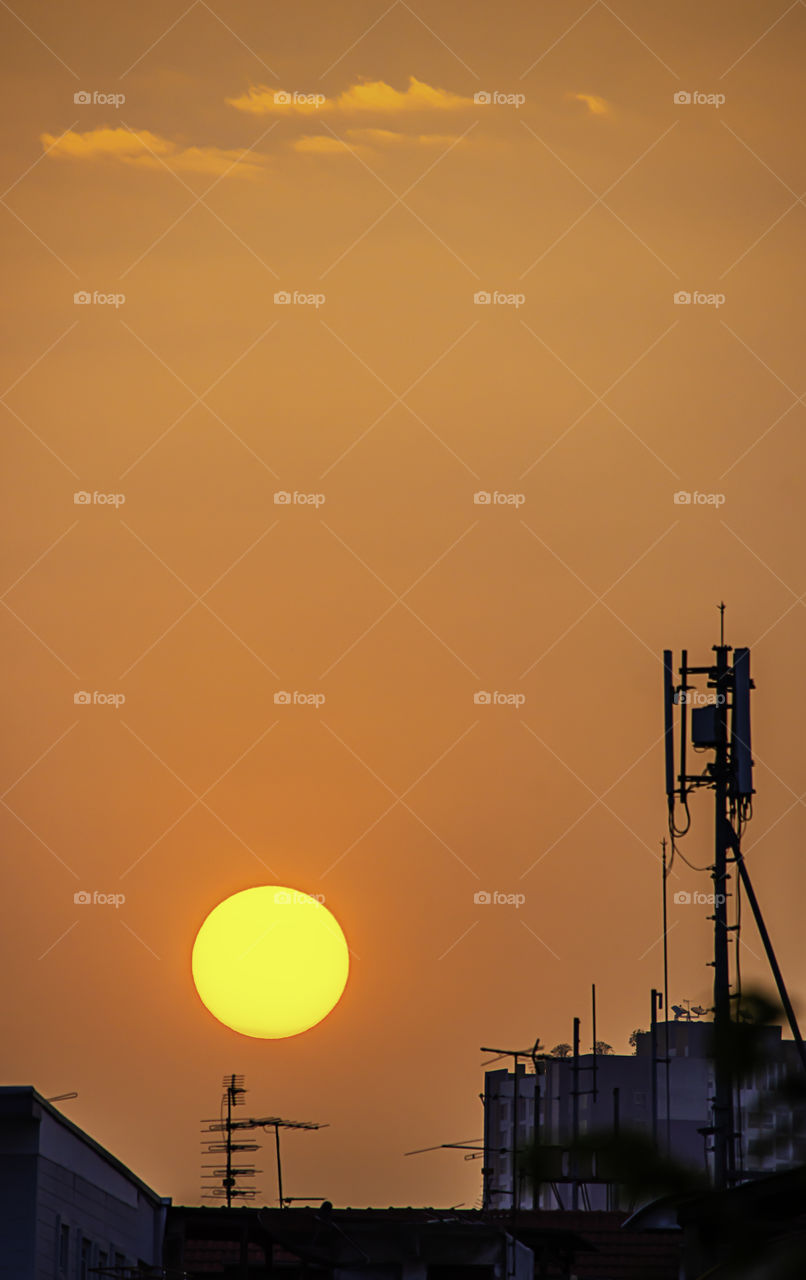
[291,127,466,155]
[41,127,268,177]
[229,76,475,116]
[568,92,610,116]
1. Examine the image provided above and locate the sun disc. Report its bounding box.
[192,886,349,1038]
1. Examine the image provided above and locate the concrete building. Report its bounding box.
[483,1021,806,1211]
[0,1086,168,1280]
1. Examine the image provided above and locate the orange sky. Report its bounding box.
[2,0,806,1210]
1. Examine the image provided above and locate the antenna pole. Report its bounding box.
[571,1018,580,1211]
[226,1076,234,1209]
[712,641,735,1190]
[661,839,672,1156]
[274,1123,284,1207]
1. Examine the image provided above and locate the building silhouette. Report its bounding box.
[483,1021,806,1211]
[0,1087,167,1279]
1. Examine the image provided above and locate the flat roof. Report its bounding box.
[0,1086,168,1208]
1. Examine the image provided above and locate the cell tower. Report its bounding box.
[201,1075,260,1205]
[662,606,806,1190]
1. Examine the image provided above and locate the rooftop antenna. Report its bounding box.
[201,1075,260,1206]
[479,1039,543,1216]
[254,1117,328,1208]
[662,610,806,1191]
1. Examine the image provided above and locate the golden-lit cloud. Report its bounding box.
[568,92,610,116]
[292,135,353,154]
[347,128,463,148]
[228,76,474,116]
[291,128,465,156]
[41,127,267,177]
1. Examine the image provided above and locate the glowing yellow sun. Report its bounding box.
[192,886,349,1039]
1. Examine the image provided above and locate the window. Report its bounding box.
[58,1224,69,1274]
[80,1240,91,1280]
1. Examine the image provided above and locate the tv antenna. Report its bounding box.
[201,1077,327,1207]
[663,610,806,1190]
[201,1075,260,1206]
